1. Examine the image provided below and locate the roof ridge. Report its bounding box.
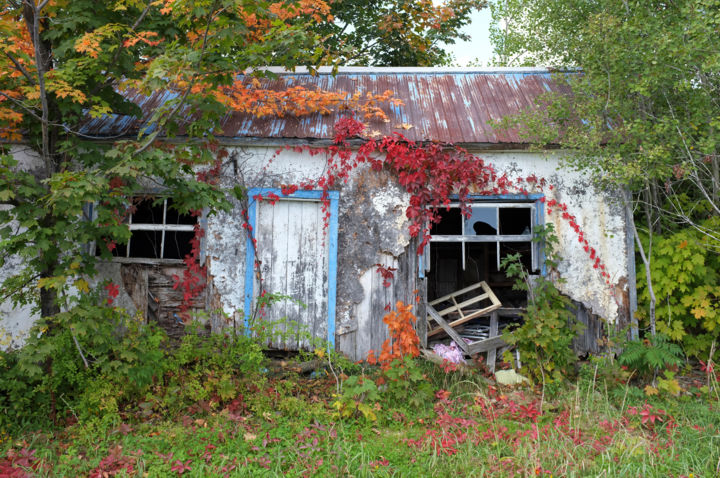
[248,66,571,75]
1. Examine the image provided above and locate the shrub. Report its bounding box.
[0,285,169,432]
[636,218,720,359]
[618,334,684,379]
[501,224,581,384]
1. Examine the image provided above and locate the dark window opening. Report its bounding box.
[131,198,164,224]
[430,207,462,235]
[499,208,531,235]
[98,197,197,260]
[164,231,195,259]
[427,202,538,308]
[129,230,162,258]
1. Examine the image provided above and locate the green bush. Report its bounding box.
[0,286,169,433]
[618,334,684,378]
[637,218,720,358]
[501,224,581,384]
[151,322,267,415]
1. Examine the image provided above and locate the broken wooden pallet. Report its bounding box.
[426,281,505,372]
[426,281,501,338]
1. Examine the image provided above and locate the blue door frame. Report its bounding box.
[243,188,340,348]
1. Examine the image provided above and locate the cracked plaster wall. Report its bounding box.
[476,151,631,322]
[1,145,632,353]
[206,147,631,330]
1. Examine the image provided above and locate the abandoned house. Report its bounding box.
[0,67,637,364]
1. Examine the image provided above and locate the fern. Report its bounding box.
[618,334,684,376]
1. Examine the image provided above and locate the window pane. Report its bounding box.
[500,242,534,272]
[499,207,531,235]
[129,230,162,258]
[165,199,196,225]
[131,198,164,224]
[164,231,195,259]
[466,207,497,235]
[430,207,462,235]
[427,242,462,300]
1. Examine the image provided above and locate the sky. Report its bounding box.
[443,6,495,66]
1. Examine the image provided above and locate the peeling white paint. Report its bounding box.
[478,151,628,320]
[1,145,631,354]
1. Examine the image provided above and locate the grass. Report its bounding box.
[2,362,720,477]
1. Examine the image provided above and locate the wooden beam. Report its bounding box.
[467,335,507,355]
[487,311,499,373]
[426,304,469,354]
[427,301,502,337]
[429,281,484,305]
[436,292,489,316]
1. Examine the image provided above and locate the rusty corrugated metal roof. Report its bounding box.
[80,67,569,145]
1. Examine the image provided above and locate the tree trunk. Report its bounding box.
[622,190,656,337]
[712,154,719,213]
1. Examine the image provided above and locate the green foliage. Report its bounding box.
[382,355,435,410]
[153,322,267,414]
[170,321,266,377]
[321,0,485,66]
[637,220,720,357]
[0,285,169,432]
[618,334,684,378]
[333,374,381,422]
[501,224,581,383]
[333,357,435,423]
[246,292,312,346]
[489,0,720,350]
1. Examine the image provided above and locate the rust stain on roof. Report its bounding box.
[80,68,569,145]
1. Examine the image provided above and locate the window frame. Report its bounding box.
[90,197,199,263]
[124,198,196,260]
[423,194,545,276]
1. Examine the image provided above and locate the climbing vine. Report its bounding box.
[180,115,616,323]
[253,116,613,286]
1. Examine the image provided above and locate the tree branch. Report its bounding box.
[24,0,52,177]
[5,51,36,85]
[71,331,90,369]
[133,3,220,156]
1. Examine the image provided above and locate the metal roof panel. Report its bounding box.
[79,68,568,144]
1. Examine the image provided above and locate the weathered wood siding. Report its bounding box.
[572,300,606,355]
[121,262,206,340]
[338,238,423,360]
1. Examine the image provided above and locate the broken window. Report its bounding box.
[427,201,539,308]
[104,197,197,260]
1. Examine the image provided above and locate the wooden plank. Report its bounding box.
[284,200,304,350]
[487,311,499,373]
[262,199,284,347]
[371,255,396,355]
[496,307,525,316]
[426,280,503,338]
[435,292,489,316]
[309,200,328,350]
[480,281,501,309]
[354,268,374,360]
[429,281,484,305]
[121,264,149,319]
[426,305,469,354]
[466,335,506,355]
[427,301,501,337]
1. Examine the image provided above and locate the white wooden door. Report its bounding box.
[253,198,329,350]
